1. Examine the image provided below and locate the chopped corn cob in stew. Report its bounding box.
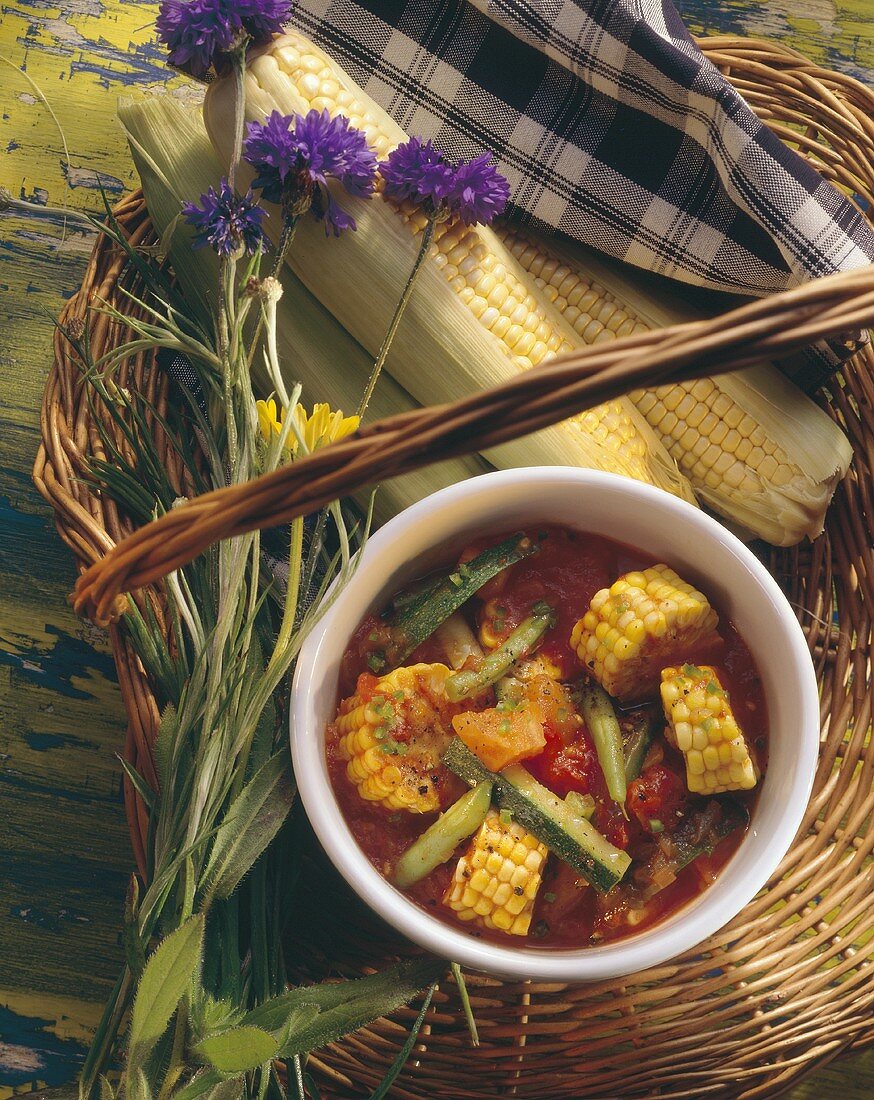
[327,526,766,948]
[444,810,549,936]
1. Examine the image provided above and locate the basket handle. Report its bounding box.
[72,266,874,625]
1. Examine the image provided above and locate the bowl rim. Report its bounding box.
[290,467,819,982]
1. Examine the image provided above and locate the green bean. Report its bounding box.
[577,682,628,809]
[445,605,553,702]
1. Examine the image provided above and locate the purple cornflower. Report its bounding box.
[445,153,510,226]
[380,139,510,227]
[156,0,237,78]
[379,137,455,212]
[156,0,292,78]
[244,108,377,235]
[236,0,293,40]
[182,178,266,257]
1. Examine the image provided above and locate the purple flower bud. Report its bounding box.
[236,0,293,41]
[182,178,266,257]
[244,108,377,234]
[379,137,455,211]
[445,153,510,227]
[156,0,293,78]
[156,0,238,78]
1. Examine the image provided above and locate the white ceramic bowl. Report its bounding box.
[291,468,819,981]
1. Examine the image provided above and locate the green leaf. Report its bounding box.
[128,913,205,1055]
[241,957,445,1056]
[368,982,436,1099]
[202,752,296,901]
[153,703,178,792]
[302,1073,323,1100]
[128,1068,152,1100]
[274,1005,321,1050]
[173,1071,243,1100]
[117,756,156,811]
[450,962,479,1047]
[195,1025,279,1074]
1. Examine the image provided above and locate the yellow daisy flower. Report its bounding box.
[292,402,360,453]
[256,398,284,445]
[256,398,359,456]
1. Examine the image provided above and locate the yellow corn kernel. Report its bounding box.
[570,565,719,703]
[335,664,457,813]
[496,224,853,545]
[661,665,757,793]
[443,810,548,936]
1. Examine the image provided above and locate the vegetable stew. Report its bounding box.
[326,526,767,948]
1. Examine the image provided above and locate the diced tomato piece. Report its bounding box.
[355,672,380,701]
[627,764,688,834]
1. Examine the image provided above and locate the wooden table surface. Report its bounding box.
[0,1,872,1096]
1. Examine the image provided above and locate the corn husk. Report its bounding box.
[118,95,490,525]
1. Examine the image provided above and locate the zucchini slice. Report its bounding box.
[392,782,492,889]
[387,534,537,662]
[443,739,630,893]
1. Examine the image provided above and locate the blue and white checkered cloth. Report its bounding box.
[290,0,874,304]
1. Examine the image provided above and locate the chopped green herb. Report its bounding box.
[380,739,408,756]
[499,809,513,826]
[682,663,704,678]
[706,680,721,695]
[649,819,664,833]
[495,697,521,713]
[372,698,396,725]
[393,690,405,701]
[702,718,713,733]
[367,651,386,673]
[499,718,512,735]
[449,572,462,587]
[544,891,556,904]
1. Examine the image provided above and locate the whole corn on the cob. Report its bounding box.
[498,225,853,546]
[443,809,548,936]
[204,32,695,503]
[118,96,490,527]
[570,565,720,703]
[335,664,459,813]
[661,665,758,793]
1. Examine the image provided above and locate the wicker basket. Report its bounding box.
[34,36,874,1099]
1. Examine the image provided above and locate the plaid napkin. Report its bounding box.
[289,0,874,303]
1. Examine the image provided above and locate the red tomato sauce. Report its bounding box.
[326,526,767,950]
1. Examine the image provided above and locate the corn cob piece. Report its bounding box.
[443,809,548,935]
[118,96,490,527]
[570,565,719,704]
[661,665,757,793]
[204,32,695,503]
[498,225,853,546]
[335,663,459,813]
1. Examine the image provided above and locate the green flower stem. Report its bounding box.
[357,214,435,419]
[228,45,249,194]
[246,215,300,383]
[271,216,299,279]
[266,515,304,682]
